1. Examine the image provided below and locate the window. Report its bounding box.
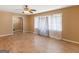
[51,13,62,31]
[48,13,62,39]
[34,13,62,39]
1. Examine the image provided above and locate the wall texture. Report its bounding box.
[28,6,79,42]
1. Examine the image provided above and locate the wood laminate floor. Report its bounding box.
[0,32,79,53]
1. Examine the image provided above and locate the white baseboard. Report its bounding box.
[0,33,13,37]
[63,38,79,44]
[49,35,62,40]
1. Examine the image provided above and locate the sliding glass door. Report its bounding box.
[34,13,62,39]
[48,13,62,39]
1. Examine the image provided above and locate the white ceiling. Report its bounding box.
[0,5,71,15]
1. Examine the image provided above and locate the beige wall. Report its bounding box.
[0,11,29,36]
[28,6,79,42]
[0,11,13,35]
[27,15,34,32]
[23,16,29,32]
[62,6,79,42]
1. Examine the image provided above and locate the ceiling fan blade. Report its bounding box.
[23,5,36,14]
[31,9,36,11]
[29,11,33,13]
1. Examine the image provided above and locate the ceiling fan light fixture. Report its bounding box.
[22,5,36,14]
[23,11,31,14]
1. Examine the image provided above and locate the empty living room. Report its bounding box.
[0,5,79,53]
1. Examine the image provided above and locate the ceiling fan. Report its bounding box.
[23,5,36,14]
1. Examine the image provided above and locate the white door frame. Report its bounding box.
[12,15,24,33]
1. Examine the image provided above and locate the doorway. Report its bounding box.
[12,16,23,33]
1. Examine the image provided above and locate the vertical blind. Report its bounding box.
[34,13,62,39]
[34,16,49,36]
